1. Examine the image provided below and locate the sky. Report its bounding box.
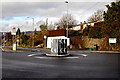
[0,0,116,32]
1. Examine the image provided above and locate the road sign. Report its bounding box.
[109,38,117,43]
[47,36,70,48]
[58,39,67,55]
[51,39,67,55]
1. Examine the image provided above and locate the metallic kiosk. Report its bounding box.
[46,39,69,56]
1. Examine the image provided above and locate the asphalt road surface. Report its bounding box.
[1,49,120,79]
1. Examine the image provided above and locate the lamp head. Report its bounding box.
[65,0,68,3]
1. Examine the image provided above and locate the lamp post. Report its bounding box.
[27,17,35,47]
[65,0,68,38]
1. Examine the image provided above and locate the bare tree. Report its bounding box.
[88,9,104,22]
[55,14,78,29]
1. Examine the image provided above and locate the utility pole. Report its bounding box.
[46,18,48,31]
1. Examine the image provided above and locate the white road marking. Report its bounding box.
[28,54,38,57]
[77,54,88,57]
[34,57,48,59]
[34,56,79,59]
[81,54,87,57]
[64,57,79,59]
[28,53,87,59]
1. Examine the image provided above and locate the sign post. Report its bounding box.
[12,27,17,51]
[109,38,117,50]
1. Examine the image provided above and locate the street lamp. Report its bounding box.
[65,0,68,38]
[26,17,35,47]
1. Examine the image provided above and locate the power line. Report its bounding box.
[79,2,100,15]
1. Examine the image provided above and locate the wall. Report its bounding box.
[69,36,119,51]
[81,36,106,49]
[69,36,84,49]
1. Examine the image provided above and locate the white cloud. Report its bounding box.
[1,0,115,2]
[0,1,115,32]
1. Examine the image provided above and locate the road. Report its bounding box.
[1,49,120,79]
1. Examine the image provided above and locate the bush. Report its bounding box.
[69,30,83,37]
[34,40,43,46]
[21,34,29,45]
[89,27,103,38]
[83,25,90,36]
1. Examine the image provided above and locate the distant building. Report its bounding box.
[5,32,12,42]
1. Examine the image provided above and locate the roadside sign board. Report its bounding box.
[109,38,117,43]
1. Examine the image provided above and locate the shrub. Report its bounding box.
[89,27,103,38]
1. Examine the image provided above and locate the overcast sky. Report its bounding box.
[0,0,115,32]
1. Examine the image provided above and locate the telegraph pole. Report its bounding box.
[46,18,48,29]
